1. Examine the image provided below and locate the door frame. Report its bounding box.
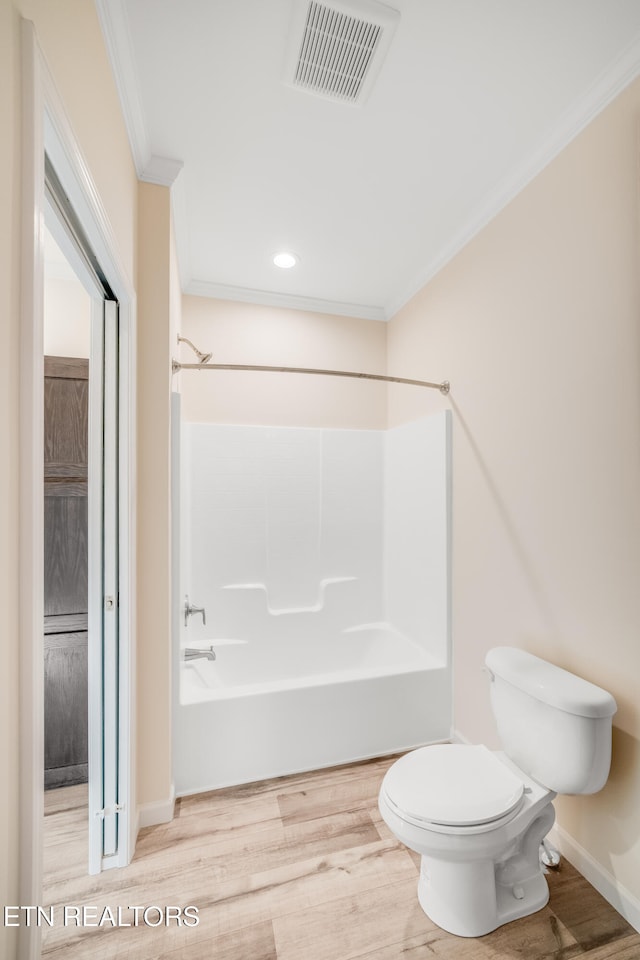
[19,19,136,958]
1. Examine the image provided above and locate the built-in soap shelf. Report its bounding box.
[222,576,357,616]
[343,622,392,634]
[181,638,248,648]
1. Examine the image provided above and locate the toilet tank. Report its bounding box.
[485,647,617,794]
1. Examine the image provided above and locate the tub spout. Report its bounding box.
[183,645,216,661]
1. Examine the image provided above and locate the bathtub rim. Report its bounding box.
[179,647,445,705]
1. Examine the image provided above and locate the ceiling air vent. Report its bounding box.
[284,0,400,105]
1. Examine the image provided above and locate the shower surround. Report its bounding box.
[174,412,451,794]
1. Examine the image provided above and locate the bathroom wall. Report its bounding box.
[136,182,176,816]
[387,74,640,914]
[181,413,449,666]
[1,2,21,943]
[179,294,388,430]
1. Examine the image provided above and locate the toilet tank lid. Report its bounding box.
[485,647,617,719]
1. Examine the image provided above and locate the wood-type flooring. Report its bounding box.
[42,754,640,959]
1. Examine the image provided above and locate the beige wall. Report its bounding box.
[136,182,174,810]
[388,76,640,903]
[19,0,138,278]
[170,211,182,358]
[179,296,387,429]
[1,4,22,955]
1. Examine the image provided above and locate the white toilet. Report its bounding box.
[378,646,617,938]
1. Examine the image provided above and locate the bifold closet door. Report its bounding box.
[88,297,121,870]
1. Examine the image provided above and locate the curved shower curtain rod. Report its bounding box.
[174,332,449,393]
[173,359,449,396]
[174,333,449,392]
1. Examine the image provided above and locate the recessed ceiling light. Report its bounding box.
[273,251,298,269]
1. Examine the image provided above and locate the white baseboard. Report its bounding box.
[137,783,176,829]
[549,824,640,933]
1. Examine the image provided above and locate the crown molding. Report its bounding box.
[141,155,184,187]
[95,0,183,188]
[387,31,640,320]
[95,0,149,177]
[185,279,387,322]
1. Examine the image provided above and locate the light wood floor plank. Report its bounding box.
[162,920,277,960]
[42,755,639,960]
[273,877,435,960]
[277,775,388,826]
[272,873,584,960]
[140,808,380,888]
[177,755,399,812]
[544,866,634,951]
[205,840,417,937]
[575,934,640,958]
[44,783,88,816]
[134,796,285,868]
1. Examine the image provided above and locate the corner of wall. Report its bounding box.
[137,782,176,830]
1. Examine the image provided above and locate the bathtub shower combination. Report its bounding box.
[173,409,452,794]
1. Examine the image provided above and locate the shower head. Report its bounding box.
[177,335,212,364]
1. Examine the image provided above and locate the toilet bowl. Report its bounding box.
[379,744,555,937]
[379,647,617,938]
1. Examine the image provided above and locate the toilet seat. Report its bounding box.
[382,744,526,830]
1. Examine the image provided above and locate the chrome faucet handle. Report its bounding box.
[184,594,207,626]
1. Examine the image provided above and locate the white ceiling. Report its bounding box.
[98,0,640,321]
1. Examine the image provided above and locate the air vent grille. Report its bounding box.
[286,0,399,105]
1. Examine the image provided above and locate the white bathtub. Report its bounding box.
[173,624,451,794]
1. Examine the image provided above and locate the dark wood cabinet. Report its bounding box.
[44,356,89,789]
[44,632,89,788]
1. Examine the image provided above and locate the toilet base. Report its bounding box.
[417,855,550,938]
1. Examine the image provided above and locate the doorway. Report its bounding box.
[20,24,136,958]
[43,159,126,875]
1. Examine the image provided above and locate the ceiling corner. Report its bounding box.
[141,156,184,187]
